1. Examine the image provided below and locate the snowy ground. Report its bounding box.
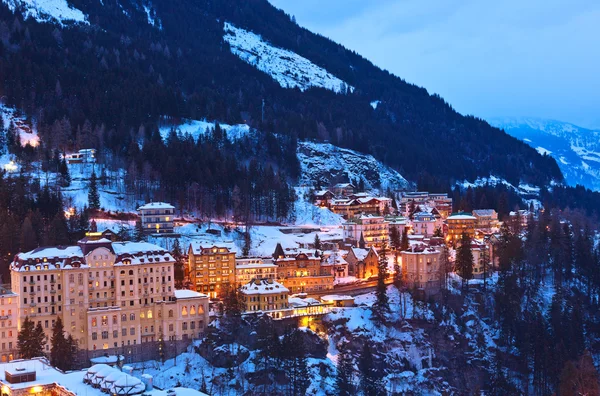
[1,104,40,147]
[223,22,353,94]
[158,117,251,143]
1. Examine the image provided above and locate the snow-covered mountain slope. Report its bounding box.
[297,141,411,191]
[1,0,87,25]
[489,117,600,191]
[223,22,353,94]
[159,117,251,142]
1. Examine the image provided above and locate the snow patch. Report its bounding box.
[370,100,381,110]
[2,0,88,25]
[159,118,251,142]
[223,22,353,94]
[536,146,551,155]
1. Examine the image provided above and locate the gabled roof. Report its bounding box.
[137,201,175,210]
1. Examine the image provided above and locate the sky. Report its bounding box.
[269,0,600,129]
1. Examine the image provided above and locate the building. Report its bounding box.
[320,251,349,279]
[0,285,18,363]
[471,242,492,279]
[343,215,389,248]
[344,247,379,279]
[240,279,289,319]
[386,216,409,237]
[313,190,335,207]
[63,149,96,164]
[332,183,355,197]
[10,236,209,364]
[235,258,277,286]
[410,212,438,236]
[331,197,390,218]
[446,212,477,242]
[472,209,499,233]
[400,246,442,291]
[187,244,236,298]
[273,252,334,294]
[137,202,175,235]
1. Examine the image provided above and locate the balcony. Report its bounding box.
[50,289,57,294]
[28,281,35,285]
[0,315,10,320]
[50,279,56,284]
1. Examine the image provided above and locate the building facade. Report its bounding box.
[344,247,379,279]
[10,237,208,364]
[235,258,278,286]
[400,247,442,291]
[342,215,389,248]
[472,209,499,233]
[137,202,175,234]
[273,252,334,294]
[0,286,18,363]
[187,244,236,298]
[240,279,289,319]
[446,213,477,242]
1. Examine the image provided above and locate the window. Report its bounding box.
[92,332,98,340]
[168,310,173,318]
[130,328,135,335]
[169,324,174,332]
[121,314,127,322]
[102,331,109,340]
[91,317,97,327]
[101,316,108,326]
[147,310,153,319]
[182,307,188,316]
[130,313,135,321]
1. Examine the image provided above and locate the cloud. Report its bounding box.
[269,0,600,128]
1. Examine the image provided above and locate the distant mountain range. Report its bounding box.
[489,117,600,191]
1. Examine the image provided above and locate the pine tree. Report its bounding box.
[18,317,46,359]
[374,242,389,320]
[88,171,100,209]
[133,219,145,242]
[314,234,321,251]
[455,233,474,292]
[172,239,185,285]
[389,226,400,251]
[400,228,409,251]
[358,342,384,396]
[336,341,355,396]
[50,317,72,370]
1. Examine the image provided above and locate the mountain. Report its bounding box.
[0,0,563,193]
[489,117,600,191]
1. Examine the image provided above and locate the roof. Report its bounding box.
[288,297,322,307]
[321,295,354,301]
[448,213,476,220]
[240,278,289,295]
[350,247,369,260]
[12,241,172,271]
[137,202,175,210]
[174,289,207,299]
[188,242,237,255]
[472,209,496,216]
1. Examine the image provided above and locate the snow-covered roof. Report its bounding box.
[90,355,124,365]
[13,241,172,271]
[174,289,207,299]
[137,202,175,210]
[472,209,496,217]
[188,242,236,255]
[288,297,322,307]
[350,247,369,260]
[447,213,476,220]
[240,279,289,295]
[321,295,354,301]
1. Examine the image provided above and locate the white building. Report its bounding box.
[137,202,175,234]
[235,258,278,286]
[342,214,389,248]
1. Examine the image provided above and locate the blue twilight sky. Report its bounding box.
[268,0,600,129]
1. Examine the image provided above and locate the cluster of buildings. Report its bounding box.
[313,183,393,218]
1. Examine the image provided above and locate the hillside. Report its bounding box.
[490,117,600,191]
[0,0,562,191]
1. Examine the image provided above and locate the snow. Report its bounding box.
[223,22,353,94]
[138,202,175,210]
[0,104,40,147]
[459,175,542,196]
[536,146,552,155]
[143,3,162,29]
[159,117,251,142]
[174,289,206,299]
[293,187,343,227]
[298,141,410,191]
[2,0,88,25]
[370,100,381,109]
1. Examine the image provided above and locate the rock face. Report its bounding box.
[196,342,250,368]
[297,141,411,191]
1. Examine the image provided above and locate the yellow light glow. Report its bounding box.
[30,385,43,393]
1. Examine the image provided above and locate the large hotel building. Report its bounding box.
[8,233,208,365]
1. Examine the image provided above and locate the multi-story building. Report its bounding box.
[235,258,277,286]
[410,212,438,236]
[472,209,499,233]
[273,251,334,294]
[240,278,290,319]
[343,215,389,248]
[320,251,349,279]
[0,286,18,363]
[187,244,236,298]
[137,202,175,234]
[10,236,209,364]
[331,197,391,218]
[472,242,492,279]
[446,213,477,242]
[313,190,335,207]
[400,247,442,291]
